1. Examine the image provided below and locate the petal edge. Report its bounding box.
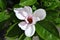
[34,9,46,20]
[18,21,28,30]
[25,25,35,37]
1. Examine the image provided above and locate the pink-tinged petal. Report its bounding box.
[24,6,32,15]
[14,8,28,20]
[25,25,35,37]
[32,17,40,24]
[18,21,28,30]
[34,9,46,20]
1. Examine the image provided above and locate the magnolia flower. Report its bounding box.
[14,6,46,37]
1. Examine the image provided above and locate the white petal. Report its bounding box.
[25,25,35,37]
[24,6,32,15]
[34,9,46,20]
[18,21,28,30]
[32,16,40,24]
[14,8,28,20]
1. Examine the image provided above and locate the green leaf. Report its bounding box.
[24,37,31,40]
[46,11,59,23]
[40,20,59,36]
[0,11,10,22]
[32,5,37,10]
[6,22,22,38]
[36,22,60,40]
[18,33,25,40]
[55,11,60,24]
[19,34,31,40]
[0,0,6,10]
[42,0,60,10]
[55,18,60,23]
[5,37,18,40]
[56,24,60,27]
[19,0,37,6]
[6,23,18,35]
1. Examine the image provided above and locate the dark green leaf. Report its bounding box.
[18,33,25,40]
[6,22,23,38]
[6,23,18,35]
[46,11,59,23]
[42,0,60,10]
[0,0,6,10]
[0,11,10,22]
[55,11,60,24]
[55,18,60,23]
[56,24,60,27]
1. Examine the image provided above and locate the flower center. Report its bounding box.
[27,16,33,24]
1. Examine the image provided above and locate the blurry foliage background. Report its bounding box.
[0,0,60,40]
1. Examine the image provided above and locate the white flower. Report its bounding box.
[14,6,46,37]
